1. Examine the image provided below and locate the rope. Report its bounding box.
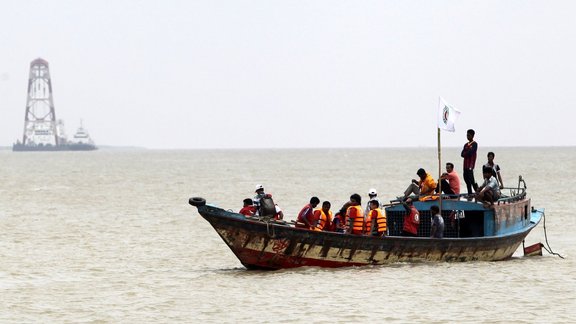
[541,210,564,259]
[259,215,276,238]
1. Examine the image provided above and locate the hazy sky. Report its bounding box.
[1,1,574,149]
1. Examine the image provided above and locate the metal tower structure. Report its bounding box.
[20,58,61,146]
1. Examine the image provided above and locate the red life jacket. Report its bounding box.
[403,205,420,235]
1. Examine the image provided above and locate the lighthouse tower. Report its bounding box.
[20,58,62,147]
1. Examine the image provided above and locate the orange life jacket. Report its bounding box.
[347,205,365,234]
[367,208,387,235]
[314,209,333,231]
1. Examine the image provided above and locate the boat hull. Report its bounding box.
[12,143,97,151]
[194,203,542,270]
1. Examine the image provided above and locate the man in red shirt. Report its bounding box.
[401,198,420,237]
[461,129,478,196]
[239,198,256,217]
[296,197,320,229]
[437,162,461,197]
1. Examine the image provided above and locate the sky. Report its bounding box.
[1,1,575,149]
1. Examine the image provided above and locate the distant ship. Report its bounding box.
[12,58,97,152]
[67,122,97,151]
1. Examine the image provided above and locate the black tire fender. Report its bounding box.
[189,197,206,207]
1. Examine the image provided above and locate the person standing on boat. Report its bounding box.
[253,184,267,215]
[402,168,437,200]
[366,199,387,236]
[436,162,461,197]
[484,152,504,189]
[239,198,256,217]
[476,166,501,207]
[430,205,445,238]
[401,198,420,237]
[313,201,333,231]
[364,188,381,218]
[296,197,320,229]
[346,194,365,235]
[461,129,478,196]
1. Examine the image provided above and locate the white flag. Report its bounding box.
[437,97,461,132]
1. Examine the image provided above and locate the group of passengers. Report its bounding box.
[240,187,392,237]
[238,129,505,237]
[400,129,503,208]
[293,192,387,236]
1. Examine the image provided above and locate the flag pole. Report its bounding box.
[437,126,442,212]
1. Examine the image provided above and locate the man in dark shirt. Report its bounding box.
[461,129,478,196]
[430,205,444,238]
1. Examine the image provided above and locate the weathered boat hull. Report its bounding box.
[192,201,542,270]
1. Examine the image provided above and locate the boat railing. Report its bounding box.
[399,175,529,205]
[496,175,527,204]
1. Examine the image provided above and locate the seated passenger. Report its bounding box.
[295,197,320,229]
[476,166,501,207]
[366,199,387,236]
[484,152,504,188]
[403,168,437,200]
[274,204,284,220]
[364,188,381,217]
[331,202,350,233]
[346,194,365,235]
[239,198,256,217]
[436,162,461,197]
[313,201,333,231]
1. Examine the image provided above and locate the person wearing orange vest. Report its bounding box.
[313,201,333,231]
[401,198,420,237]
[402,168,437,201]
[366,199,387,236]
[346,194,365,235]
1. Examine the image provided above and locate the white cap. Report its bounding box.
[368,188,377,196]
[255,184,264,192]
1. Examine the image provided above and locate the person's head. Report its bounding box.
[466,129,475,141]
[368,188,377,199]
[430,205,440,214]
[417,168,427,180]
[310,196,320,208]
[482,165,493,178]
[321,201,331,213]
[340,201,351,215]
[369,199,379,210]
[445,162,454,173]
[487,152,495,162]
[255,184,264,193]
[243,198,253,207]
[405,197,414,205]
[350,193,362,205]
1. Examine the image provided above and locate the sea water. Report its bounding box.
[0,147,574,322]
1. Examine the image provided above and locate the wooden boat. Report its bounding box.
[189,177,542,270]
